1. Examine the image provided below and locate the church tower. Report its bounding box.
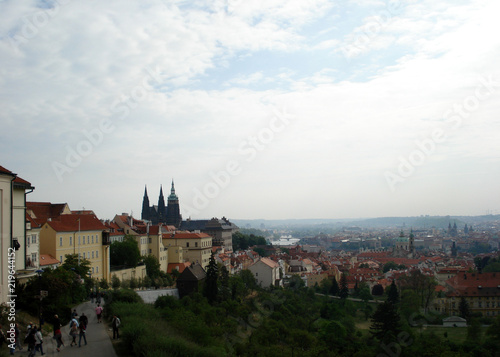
[158,185,166,223]
[166,180,182,227]
[141,186,150,221]
[409,229,415,257]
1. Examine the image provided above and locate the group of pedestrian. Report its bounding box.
[68,310,88,348]
[0,322,45,356]
[1,295,120,354]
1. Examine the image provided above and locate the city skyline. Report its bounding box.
[1,0,499,220]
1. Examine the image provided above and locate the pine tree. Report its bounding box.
[330,277,340,296]
[370,300,402,342]
[204,253,218,304]
[459,296,471,321]
[387,280,399,305]
[339,273,349,300]
[219,265,230,302]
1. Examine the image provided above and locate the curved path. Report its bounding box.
[35,300,117,357]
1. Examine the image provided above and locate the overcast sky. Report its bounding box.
[1,0,499,221]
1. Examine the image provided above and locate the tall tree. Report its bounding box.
[143,254,161,279]
[387,280,400,305]
[330,277,340,296]
[459,296,471,321]
[370,301,402,342]
[339,273,349,300]
[204,253,218,304]
[219,265,230,302]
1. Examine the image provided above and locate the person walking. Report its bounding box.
[78,321,87,347]
[111,315,121,340]
[69,317,79,347]
[95,304,103,323]
[52,315,64,352]
[34,326,45,355]
[25,325,36,357]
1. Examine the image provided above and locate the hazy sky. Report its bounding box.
[1,0,499,221]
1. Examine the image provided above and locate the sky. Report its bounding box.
[1,0,500,221]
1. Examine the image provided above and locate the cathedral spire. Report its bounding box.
[141,185,150,221]
[168,179,178,201]
[158,185,166,212]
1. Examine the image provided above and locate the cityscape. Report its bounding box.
[2,0,500,356]
[1,165,499,356]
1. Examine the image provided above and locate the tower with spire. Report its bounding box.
[166,180,182,228]
[157,185,166,223]
[141,186,150,221]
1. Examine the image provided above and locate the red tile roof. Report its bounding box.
[27,202,69,225]
[163,232,212,239]
[39,254,60,266]
[0,165,15,175]
[45,213,107,232]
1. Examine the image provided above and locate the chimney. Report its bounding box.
[147,222,150,234]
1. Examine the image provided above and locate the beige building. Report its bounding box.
[39,212,111,281]
[0,165,37,303]
[162,232,212,269]
[249,257,282,288]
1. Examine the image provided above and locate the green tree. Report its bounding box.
[459,296,471,321]
[382,261,399,273]
[370,301,402,342]
[466,318,482,342]
[339,273,349,299]
[143,254,161,279]
[387,280,399,305]
[111,274,121,289]
[319,278,333,295]
[330,277,340,296]
[204,253,218,304]
[219,265,230,302]
[110,235,141,267]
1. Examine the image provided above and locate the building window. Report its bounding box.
[149,249,152,254]
[59,237,63,246]
[83,252,85,259]
[92,251,95,259]
[32,235,36,244]
[195,242,198,248]
[186,242,189,248]
[32,253,37,262]
[96,235,98,244]
[96,267,98,273]
[88,236,90,244]
[92,267,95,274]
[96,251,98,258]
[92,235,94,244]
[60,255,63,263]
[69,237,72,246]
[149,238,152,244]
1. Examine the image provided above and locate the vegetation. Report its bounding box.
[13,254,92,326]
[232,231,268,251]
[110,235,141,267]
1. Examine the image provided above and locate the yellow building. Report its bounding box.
[162,232,212,269]
[39,213,111,281]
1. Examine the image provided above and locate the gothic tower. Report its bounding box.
[141,185,150,221]
[158,185,166,223]
[166,180,182,227]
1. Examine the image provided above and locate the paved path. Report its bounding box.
[26,300,118,357]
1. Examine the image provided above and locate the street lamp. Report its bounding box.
[36,269,43,329]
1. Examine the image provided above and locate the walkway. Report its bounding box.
[32,300,118,357]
